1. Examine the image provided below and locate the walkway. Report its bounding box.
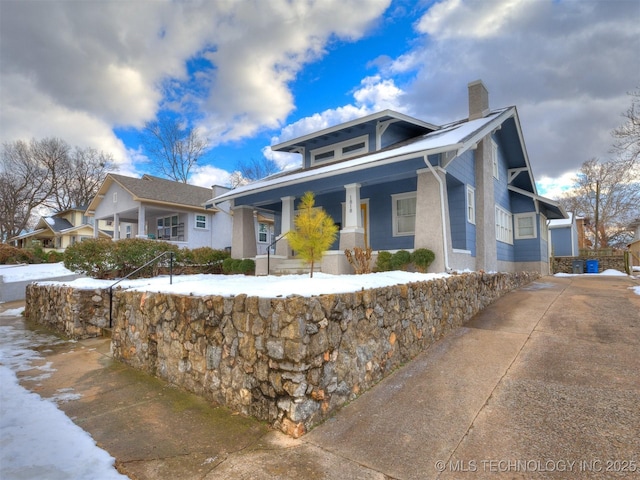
[2,274,639,479]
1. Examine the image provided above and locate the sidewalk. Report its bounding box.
[3,274,639,479]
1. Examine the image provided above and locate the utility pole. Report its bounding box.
[594,180,600,251]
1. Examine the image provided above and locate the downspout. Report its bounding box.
[422,154,451,272]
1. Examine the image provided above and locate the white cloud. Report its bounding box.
[189,164,233,189]
[399,0,640,187]
[0,0,391,168]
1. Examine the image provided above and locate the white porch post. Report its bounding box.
[137,205,147,238]
[276,196,295,257]
[113,213,120,240]
[339,183,365,250]
[93,221,99,238]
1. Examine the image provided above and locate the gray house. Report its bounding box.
[86,174,232,250]
[211,80,567,275]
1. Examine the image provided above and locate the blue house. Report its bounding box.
[211,80,566,275]
[549,212,579,257]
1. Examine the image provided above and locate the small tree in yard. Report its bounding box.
[287,191,338,278]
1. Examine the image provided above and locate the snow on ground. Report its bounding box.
[0,262,74,282]
[0,319,128,479]
[554,269,630,278]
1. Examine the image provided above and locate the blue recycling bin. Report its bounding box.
[585,259,599,273]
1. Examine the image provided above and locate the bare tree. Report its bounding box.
[612,86,640,165]
[50,147,117,211]
[141,116,209,183]
[0,138,116,241]
[0,140,56,241]
[560,158,640,249]
[235,157,280,182]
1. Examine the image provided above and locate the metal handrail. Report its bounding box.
[108,251,174,327]
[267,231,289,276]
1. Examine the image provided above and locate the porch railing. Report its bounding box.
[108,251,174,328]
[267,231,289,276]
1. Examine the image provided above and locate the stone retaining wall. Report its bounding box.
[26,271,539,436]
[552,255,626,274]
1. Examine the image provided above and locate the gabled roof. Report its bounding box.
[86,174,215,214]
[212,108,512,204]
[37,216,74,233]
[272,110,439,152]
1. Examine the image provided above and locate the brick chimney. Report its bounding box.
[468,80,489,120]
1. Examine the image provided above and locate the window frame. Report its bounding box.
[514,212,537,240]
[466,185,476,225]
[492,139,499,180]
[310,134,369,166]
[495,205,513,244]
[258,222,268,243]
[195,214,207,230]
[391,191,417,237]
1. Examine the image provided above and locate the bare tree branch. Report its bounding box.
[141,116,209,183]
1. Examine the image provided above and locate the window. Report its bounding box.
[157,215,179,239]
[311,134,369,165]
[466,185,476,224]
[126,225,132,238]
[392,192,417,236]
[195,214,207,229]
[258,223,268,243]
[495,205,513,244]
[515,213,537,239]
[492,140,499,180]
[113,192,118,203]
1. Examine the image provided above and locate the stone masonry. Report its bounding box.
[26,271,539,437]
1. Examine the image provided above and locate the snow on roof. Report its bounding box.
[212,108,511,204]
[549,212,574,228]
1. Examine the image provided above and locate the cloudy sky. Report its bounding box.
[1,0,638,198]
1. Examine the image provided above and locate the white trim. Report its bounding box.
[495,205,513,244]
[492,139,499,180]
[452,248,472,255]
[311,134,369,166]
[514,212,537,240]
[391,192,417,237]
[466,185,476,225]
[194,213,208,230]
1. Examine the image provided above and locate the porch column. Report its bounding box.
[339,183,365,250]
[93,220,99,238]
[414,168,451,272]
[137,205,147,238]
[231,205,257,259]
[474,136,497,271]
[276,196,295,257]
[113,213,120,240]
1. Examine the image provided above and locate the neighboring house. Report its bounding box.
[11,207,111,251]
[628,219,640,270]
[86,174,232,250]
[549,212,579,257]
[211,80,567,275]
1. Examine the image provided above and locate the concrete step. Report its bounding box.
[273,258,320,275]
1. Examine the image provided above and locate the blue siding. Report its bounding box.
[551,227,573,256]
[446,150,475,186]
[447,180,466,250]
[362,178,417,250]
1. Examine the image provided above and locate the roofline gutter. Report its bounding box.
[211,144,463,206]
[422,154,451,272]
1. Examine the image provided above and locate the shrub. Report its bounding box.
[64,238,115,278]
[0,244,35,264]
[411,248,435,273]
[184,247,230,273]
[222,257,239,274]
[345,247,373,274]
[390,250,411,270]
[238,258,255,275]
[46,251,64,263]
[375,251,393,272]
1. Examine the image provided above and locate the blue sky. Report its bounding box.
[1,0,639,199]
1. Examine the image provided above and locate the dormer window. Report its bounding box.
[311,134,369,166]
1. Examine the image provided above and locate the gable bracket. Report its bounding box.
[376,119,399,150]
[508,167,528,184]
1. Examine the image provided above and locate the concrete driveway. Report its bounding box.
[3,274,639,479]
